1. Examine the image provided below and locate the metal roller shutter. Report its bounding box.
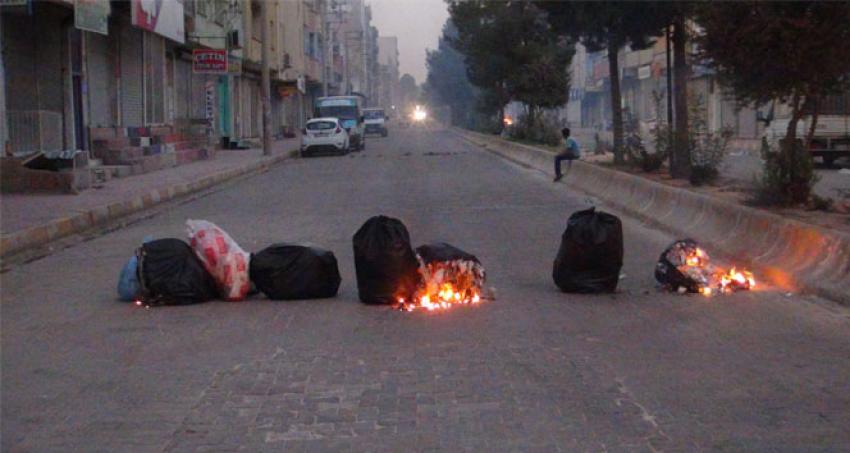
[120,25,143,127]
[175,58,191,120]
[86,31,113,127]
[143,33,165,124]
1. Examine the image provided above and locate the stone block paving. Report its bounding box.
[164,341,669,452]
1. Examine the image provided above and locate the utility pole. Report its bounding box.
[322,0,329,97]
[260,2,272,156]
[666,26,674,172]
[260,0,272,156]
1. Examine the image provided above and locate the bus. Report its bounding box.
[315,96,366,150]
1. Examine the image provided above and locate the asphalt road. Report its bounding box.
[3,126,850,451]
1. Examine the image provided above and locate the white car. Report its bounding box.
[300,118,350,157]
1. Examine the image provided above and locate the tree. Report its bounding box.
[696,2,850,203]
[424,20,479,126]
[448,0,574,128]
[399,73,419,112]
[536,1,669,165]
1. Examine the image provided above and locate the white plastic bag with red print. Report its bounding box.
[186,220,251,301]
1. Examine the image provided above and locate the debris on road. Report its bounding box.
[187,220,251,301]
[655,239,755,296]
[397,242,487,312]
[553,207,624,293]
[117,255,140,302]
[135,238,219,306]
[249,244,341,300]
[353,215,421,304]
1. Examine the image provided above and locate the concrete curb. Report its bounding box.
[0,153,292,260]
[454,128,850,305]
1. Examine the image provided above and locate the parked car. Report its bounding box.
[363,108,388,137]
[300,118,350,157]
[315,96,366,150]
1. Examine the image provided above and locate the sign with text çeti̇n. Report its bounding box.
[132,0,185,44]
[193,49,227,74]
[75,0,110,35]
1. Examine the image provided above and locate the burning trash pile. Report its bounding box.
[353,216,487,311]
[117,220,341,306]
[403,243,485,311]
[655,239,756,296]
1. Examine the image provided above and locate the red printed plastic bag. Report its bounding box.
[186,220,251,301]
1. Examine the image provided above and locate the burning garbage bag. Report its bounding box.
[655,239,756,295]
[400,242,485,311]
[136,238,219,306]
[353,215,421,304]
[655,239,710,293]
[186,220,251,301]
[552,207,624,293]
[249,244,341,300]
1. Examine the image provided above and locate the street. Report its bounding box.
[3,126,850,451]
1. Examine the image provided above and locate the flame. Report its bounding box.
[503,116,514,126]
[685,247,707,267]
[398,282,482,312]
[719,267,756,292]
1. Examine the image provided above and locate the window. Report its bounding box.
[307,120,337,131]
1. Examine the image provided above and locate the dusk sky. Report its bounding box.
[369,0,450,84]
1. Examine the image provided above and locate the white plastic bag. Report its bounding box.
[186,220,251,301]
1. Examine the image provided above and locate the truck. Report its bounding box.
[315,96,366,150]
[362,108,388,137]
[761,94,850,167]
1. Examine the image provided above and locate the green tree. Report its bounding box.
[424,20,479,126]
[696,2,850,204]
[399,73,419,112]
[448,0,574,128]
[536,1,669,165]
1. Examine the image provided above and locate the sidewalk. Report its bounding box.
[0,137,300,255]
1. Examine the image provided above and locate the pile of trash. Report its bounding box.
[402,243,486,311]
[655,239,755,296]
[352,215,488,311]
[117,220,341,306]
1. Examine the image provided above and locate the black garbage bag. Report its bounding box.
[415,242,481,265]
[136,238,219,305]
[552,207,624,293]
[353,215,421,304]
[654,239,710,293]
[249,244,341,300]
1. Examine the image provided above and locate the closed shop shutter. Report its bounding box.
[191,71,207,119]
[144,32,165,124]
[120,24,144,127]
[175,58,191,120]
[86,31,114,127]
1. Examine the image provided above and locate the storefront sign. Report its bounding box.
[205,80,215,122]
[227,55,242,74]
[278,86,297,98]
[75,0,110,35]
[132,0,185,44]
[193,49,227,74]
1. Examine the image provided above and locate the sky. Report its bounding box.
[368,0,450,84]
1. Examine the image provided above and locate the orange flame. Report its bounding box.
[398,282,482,312]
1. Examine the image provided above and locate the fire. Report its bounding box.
[658,239,756,297]
[503,116,514,126]
[399,283,482,312]
[719,267,756,292]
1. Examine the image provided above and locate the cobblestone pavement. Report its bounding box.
[3,127,850,451]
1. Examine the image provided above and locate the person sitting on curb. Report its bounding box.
[554,127,580,182]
